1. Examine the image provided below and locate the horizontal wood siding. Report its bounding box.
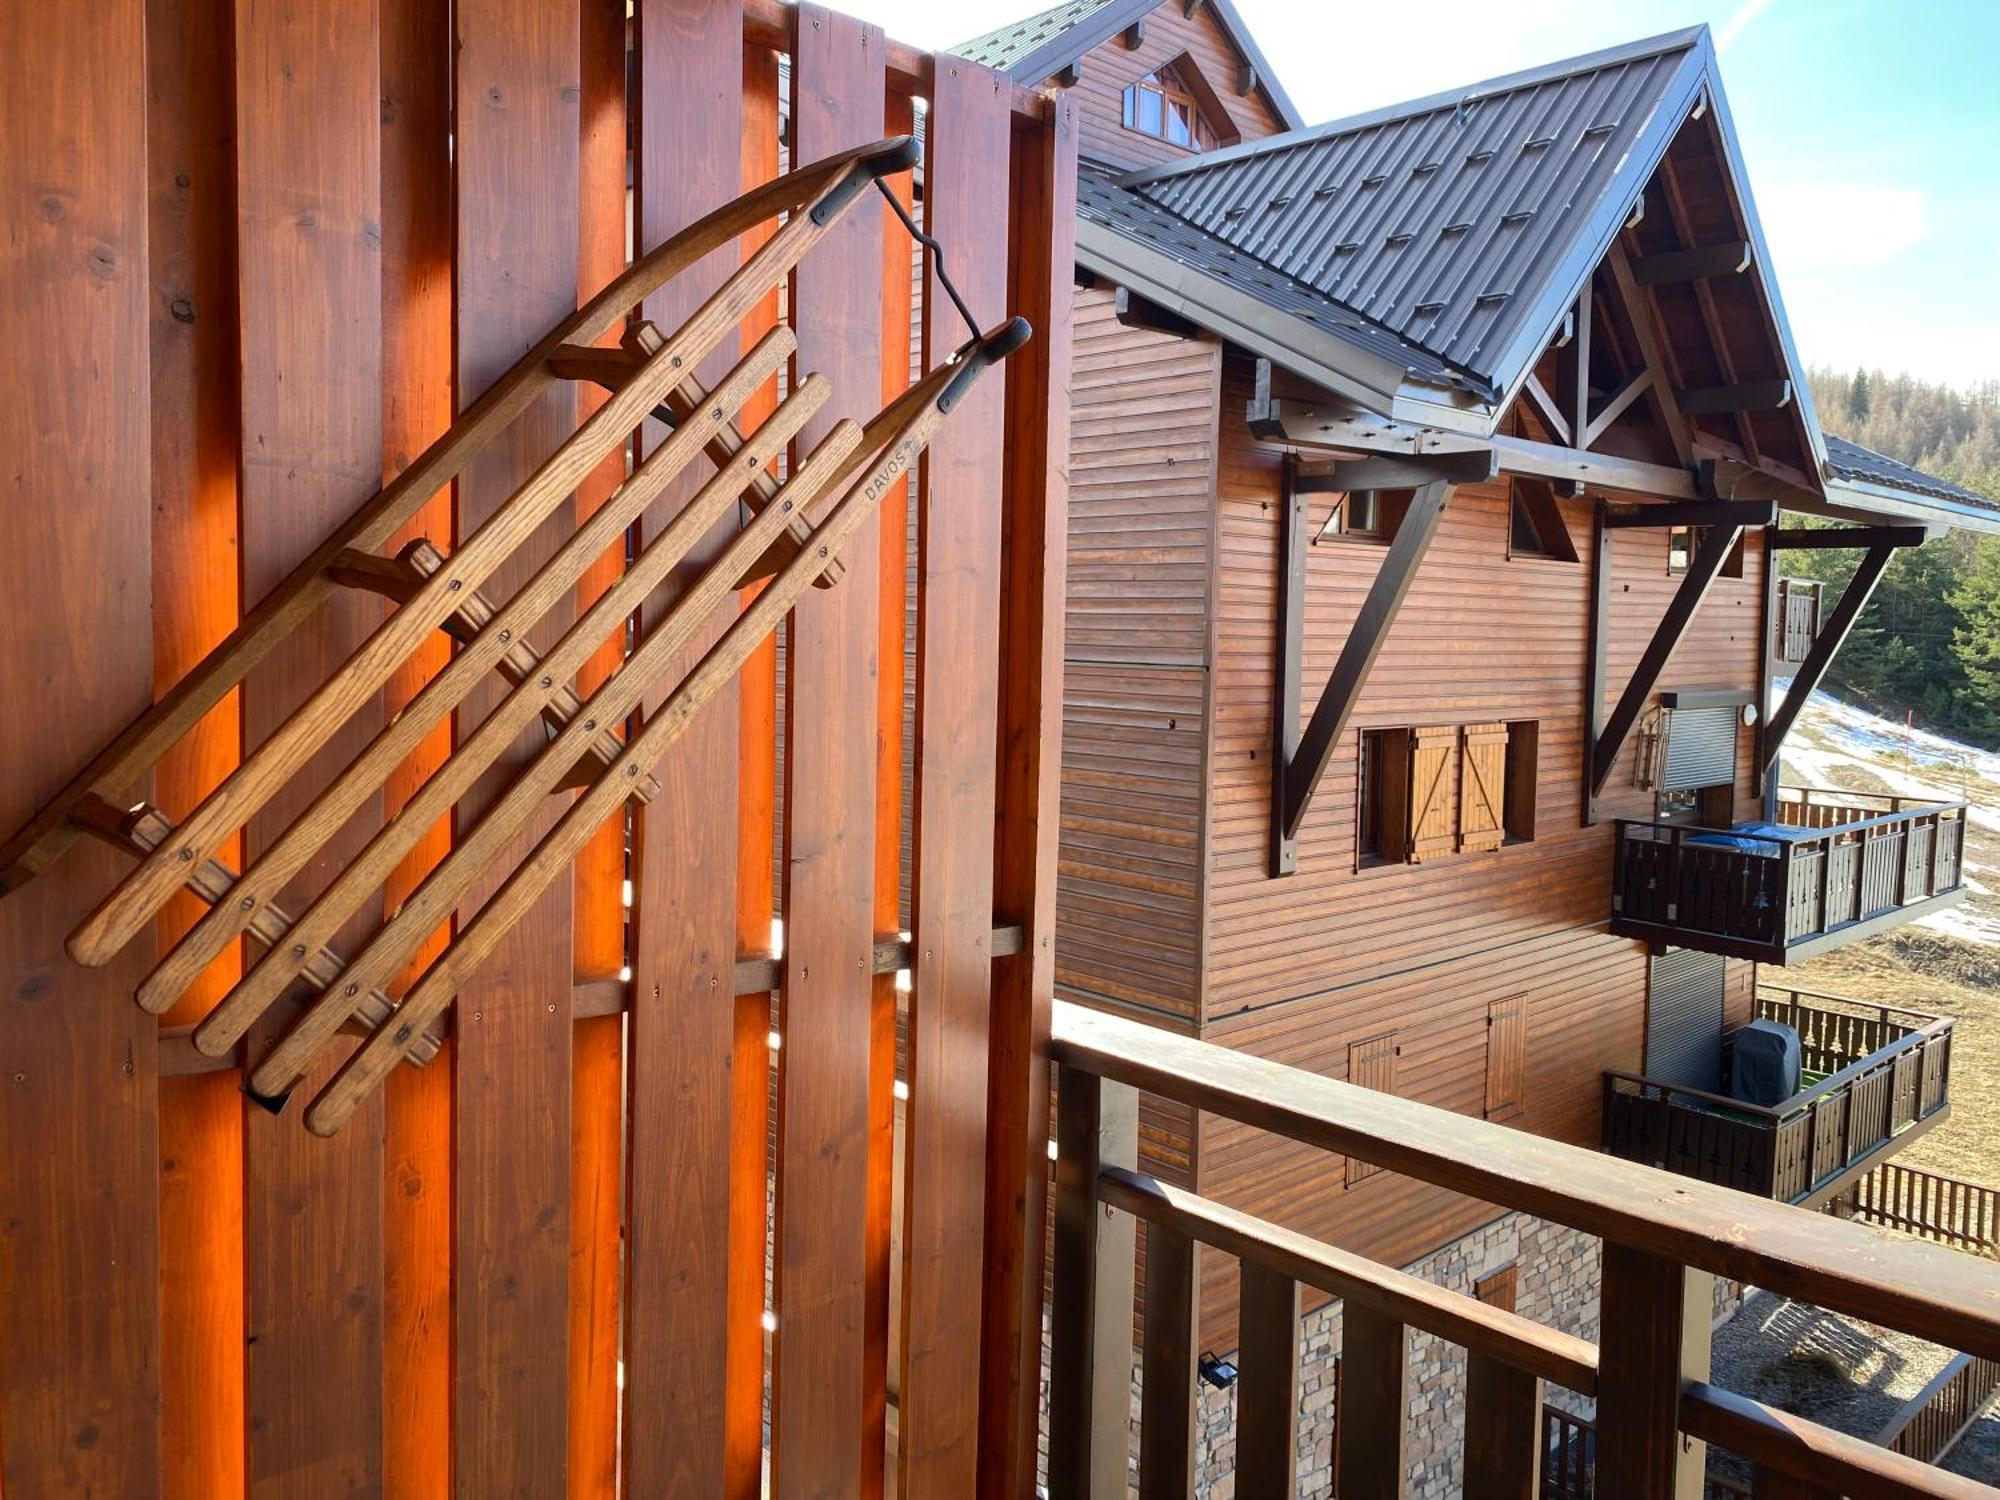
[1195,927,1647,1349]
[1069,5,1286,169]
[1056,289,1220,1023]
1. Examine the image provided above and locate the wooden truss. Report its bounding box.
[0,136,1030,1135]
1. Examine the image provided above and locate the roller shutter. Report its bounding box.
[1646,948,1726,1091]
[1663,705,1738,791]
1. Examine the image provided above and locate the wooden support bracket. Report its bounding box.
[1112,285,1202,341]
[1589,520,1747,798]
[1630,240,1751,286]
[1270,475,1456,874]
[1603,500,1775,531]
[1759,543,1899,776]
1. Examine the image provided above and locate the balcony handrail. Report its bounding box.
[1619,795,1966,854]
[1779,784,1967,819]
[1605,1015,1955,1125]
[1050,1001,2000,1362]
[1755,982,1943,1032]
[1049,1000,2000,1497]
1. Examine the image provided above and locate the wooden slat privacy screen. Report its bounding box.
[0,3,1076,1496]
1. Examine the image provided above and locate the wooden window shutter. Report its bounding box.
[1345,1033,1399,1185]
[1459,722,1508,852]
[1474,1262,1519,1313]
[1485,995,1526,1122]
[1406,726,1458,862]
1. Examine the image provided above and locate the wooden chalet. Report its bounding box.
[1,1,1998,1498]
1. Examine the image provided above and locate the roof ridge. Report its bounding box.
[1116,23,1710,189]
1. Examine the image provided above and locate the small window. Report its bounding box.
[1485,997,1526,1123]
[1508,477,1578,562]
[1345,1034,1399,1185]
[1317,488,1411,544]
[1357,728,1411,866]
[1666,524,1746,578]
[1474,1262,1520,1312]
[1121,64,1216,152]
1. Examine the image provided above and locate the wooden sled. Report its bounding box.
[1,134,1030,1134]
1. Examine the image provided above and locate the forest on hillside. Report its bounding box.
[1784,369,2000,749]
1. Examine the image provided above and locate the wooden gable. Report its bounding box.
[1069,3,1287,168]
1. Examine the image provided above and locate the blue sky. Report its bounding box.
[859,0,2000,389]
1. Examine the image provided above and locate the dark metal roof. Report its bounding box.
[1118,28,1709,400]
[1824,434,2000,518]
[950,0,1303,131]
[1077,158,1463,388]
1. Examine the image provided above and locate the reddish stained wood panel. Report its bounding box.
[379,0,455,1491]
[622,2,745,1495]
[980,89,1078,1500]
[0,1,161,1494]
[147,0,246,1491]
[568,2,629,1495]
[451,0,580,1492]
[773,8,884,1494]
[898,52,1011,1497]
[234,0,388,1492]
[728,41,783,1500]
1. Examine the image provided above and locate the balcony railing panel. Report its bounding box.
[1049,1001,2000,1499]
[1612,788,1968,963]
[1775,579,1822,664]
[1855,1161,2000,1257]
[1604,1009,1953,1205]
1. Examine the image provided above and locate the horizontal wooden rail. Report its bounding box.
[1051,1002,2000,1498]
[1050,1001,2000,1361]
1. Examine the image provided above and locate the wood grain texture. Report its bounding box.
[771,9,884,1494]
[980,88,1077,1500]
[147,0,246,1491]
[451,0,579,1491]
[728,39,785,1500]
[380,0,456,1490]
[623,3,744,1495]
[568,1,628,1495]
[234,0,387,1491]
[896,52,1011,1499]
[0,1,161,1492]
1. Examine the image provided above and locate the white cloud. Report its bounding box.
[1755,181,1930,270]
[1716,0,1780,52]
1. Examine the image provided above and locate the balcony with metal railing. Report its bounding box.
[1611,787,1968,964]
[1602,987,1953,1207]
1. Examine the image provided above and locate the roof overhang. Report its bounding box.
[1817,479,2000,536]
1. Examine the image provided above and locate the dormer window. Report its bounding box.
[1122,63,1217,152]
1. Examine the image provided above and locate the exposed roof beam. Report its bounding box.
[1239,61,1258,96]
[1770,525,1936,550]
[1604,501,1775,530]
[1297,450,1499,493]
[1679,380,1792,417]
[1113,285,1202,340]
[1656,158,1763,465]
[1522,372,1573,447]
[1630,240,1751,286]
[1121,18,1146,47]
[1604,245,1695,466]
[1581,369,1652,449]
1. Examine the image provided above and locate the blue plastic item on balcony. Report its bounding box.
[1730,1019,1803,1106]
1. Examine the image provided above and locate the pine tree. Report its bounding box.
[1847,367,1871,424]
[1952,535,2000,743]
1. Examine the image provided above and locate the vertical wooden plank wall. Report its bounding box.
[568,2,630,1495]
[379,2,455,1493]
[981,87,1079,1500]
[624,2,746,1495]
[234,0,388,1492]
[899,52,1013,1497]
[774,7,885,1493]
[0,2,161,1495]
[452,0,580,1492]
[148,0,246,1491]
[0,6,1072,1493]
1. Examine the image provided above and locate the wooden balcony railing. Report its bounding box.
[1774,578,1822,664]
[1755,984,1943,1077]
[1603,1015,1953,1206]
[1539,1407,1758,1500]
[1856,1160,2000,1258]
[1879,1352,2000,1464]
[1047,999,2000,1498]
[1611,788,1968,964]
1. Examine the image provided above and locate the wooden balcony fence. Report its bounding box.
[1048,1000,2000,1499]
[0,2,1082,1495]
[1611,788,1968,963]
[1755,984,1946,1077]
[1854,1160,2000,1259]
[1539,1407,1756,1500]
[1879,1353,2000,1465]
[1774,578,1823,664]
[1603,1006,1952,1206]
